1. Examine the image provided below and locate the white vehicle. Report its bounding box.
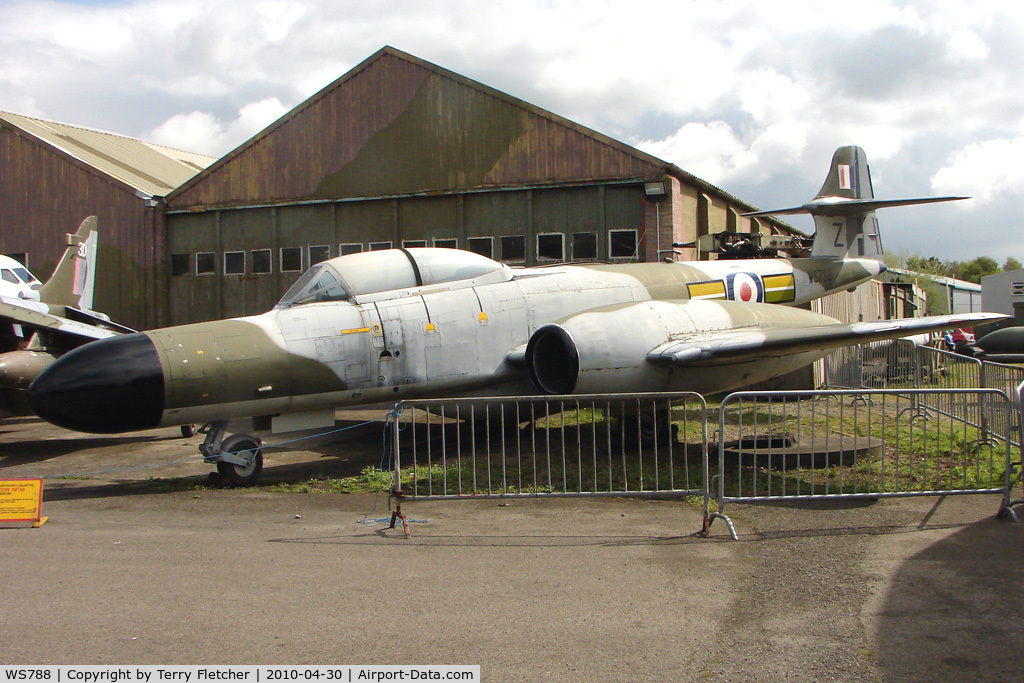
[0,254,42,301]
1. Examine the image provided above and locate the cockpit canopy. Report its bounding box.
[275,248,513,309]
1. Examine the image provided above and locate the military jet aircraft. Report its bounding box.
[28,146,1004,485]
[1,217,132,416]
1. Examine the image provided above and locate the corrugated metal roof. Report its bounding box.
[888,266,982,291]
[0,111,217,197]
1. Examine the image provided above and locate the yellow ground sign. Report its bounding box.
[0,478,47,527]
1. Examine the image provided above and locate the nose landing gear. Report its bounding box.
[198,421,264,487]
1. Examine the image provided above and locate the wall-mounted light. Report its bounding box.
[644,181,666,197]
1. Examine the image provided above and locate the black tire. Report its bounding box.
[180,424,197,438]
[623,408,677,446]
[215,435,263,487]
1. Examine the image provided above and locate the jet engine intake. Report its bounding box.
[525,325,580,395]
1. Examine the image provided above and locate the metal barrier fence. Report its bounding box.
[393,393,708,500]
[387,385,1023,539]
[707,389,1019,539]
[823,340,1024,448]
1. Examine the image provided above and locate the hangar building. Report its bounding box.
[164,47,798,324]
[0,111,216,330]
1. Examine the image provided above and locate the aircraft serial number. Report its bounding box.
[5,672,51,680]
[807,269,833,284]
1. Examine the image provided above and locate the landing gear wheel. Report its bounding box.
[180,424,197,438]
[624,408,678,446]
[216,435,263,487]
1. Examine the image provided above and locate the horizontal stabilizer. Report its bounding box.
[743,195,968,218]
[648,312,1007,366]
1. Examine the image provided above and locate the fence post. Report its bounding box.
[389,402,410,538]
[977,360,991,443]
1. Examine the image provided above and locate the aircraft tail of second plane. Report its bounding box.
[36,216,100,312]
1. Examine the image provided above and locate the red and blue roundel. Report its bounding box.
[727,272,764,303]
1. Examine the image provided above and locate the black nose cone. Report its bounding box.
[28,332,164,433]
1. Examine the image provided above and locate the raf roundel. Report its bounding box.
[727,272,763,303]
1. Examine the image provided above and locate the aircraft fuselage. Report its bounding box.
[29,252,882,434]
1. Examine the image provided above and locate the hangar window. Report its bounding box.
[224,251,245,275]
[252,249,272,274]
[610,230,639,259]
[196,252,216,275]
[280,247,303,272]
[340,243,362,256]
[572,232,598,260]
[170,254,190,277]
[309,245,330,266]
[403,240,427,248]
[370,241,392,251]
[468,237,493,259]
[500,235,525,262]
[537,233,564,262]
[434,238,458,249]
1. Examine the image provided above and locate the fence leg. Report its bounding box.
[705,511,738,540]
[703,474,738,540]
[998,459,1022,523]
[389,490,411,539]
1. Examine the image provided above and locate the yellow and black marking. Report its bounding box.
[763,274,796,303]
[687,280,727,300]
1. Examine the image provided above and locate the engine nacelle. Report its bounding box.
[524,299,836,395]
[526,300,705,395]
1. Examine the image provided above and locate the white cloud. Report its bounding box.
[147,97,289,155]
[932,137,1024,203]
[2,0,1024,261]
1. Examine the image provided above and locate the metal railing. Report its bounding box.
[823,340,1024,448]
[385,380,1024,539]
[707,388,1019,538]
[392,393,708,501]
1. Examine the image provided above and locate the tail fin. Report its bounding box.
[744,146,967,259]
[37,216,99,311]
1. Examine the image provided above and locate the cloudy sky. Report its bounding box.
[2,0,1023,263]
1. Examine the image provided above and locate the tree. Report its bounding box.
[955,256,1000,284]
[1004,257,1023,272]
[905,255,948,276]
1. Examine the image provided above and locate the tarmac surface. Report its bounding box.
[2,412,1024,681]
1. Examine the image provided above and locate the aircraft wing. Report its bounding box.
[647,312,1007,366]
[0,300,121,342]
